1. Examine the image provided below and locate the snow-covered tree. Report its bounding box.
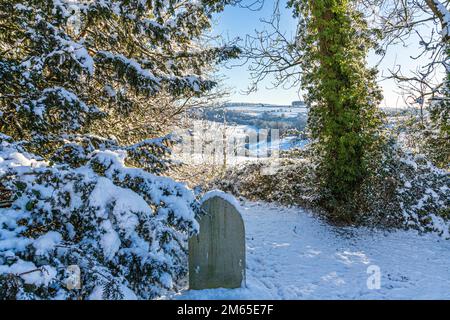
[0,0,239,157]
[0,0,239,300]
[362,0,449,168]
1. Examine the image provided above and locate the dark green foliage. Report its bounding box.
[0,137,201,299]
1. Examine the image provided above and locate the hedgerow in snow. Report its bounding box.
[213,142,449,236]
[379,143,450,237]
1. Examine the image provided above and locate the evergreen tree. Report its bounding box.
[289,0,384,221]
[0,0,239,159]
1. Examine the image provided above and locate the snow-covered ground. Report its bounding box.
[172,201,450,300]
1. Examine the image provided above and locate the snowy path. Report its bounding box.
[175,201,450,300]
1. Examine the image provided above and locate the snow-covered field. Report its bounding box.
[172,120,308,166]
[222,105,307,118]
[171,201,450,300]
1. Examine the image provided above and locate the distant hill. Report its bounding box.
[220,101,307,109]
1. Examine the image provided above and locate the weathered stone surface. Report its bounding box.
[189,196,245,290]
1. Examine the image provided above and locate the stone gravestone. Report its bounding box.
[189,195,245,290]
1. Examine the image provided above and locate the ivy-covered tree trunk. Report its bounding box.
[291,0,384,221]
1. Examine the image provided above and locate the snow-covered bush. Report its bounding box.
[375,143,450,237]
[0,135,199,299]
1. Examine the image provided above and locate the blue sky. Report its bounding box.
[211,1,439,108]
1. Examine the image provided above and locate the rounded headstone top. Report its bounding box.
[200,190,242,212]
